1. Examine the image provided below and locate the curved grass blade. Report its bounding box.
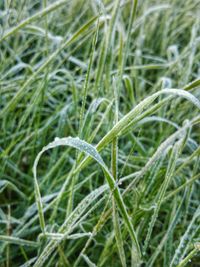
[0,180,26,199]
[75,89,200,174]
[33,137,141,266]
[0,0,69,42]
[0,16,98,118]
[0,235,38,247]
[81,254,97,267]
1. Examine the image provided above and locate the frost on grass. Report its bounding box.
[1,0,200,266]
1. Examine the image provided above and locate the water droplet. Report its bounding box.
[52,35,63,45]
[160,77,172,89]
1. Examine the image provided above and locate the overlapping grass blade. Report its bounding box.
[33,137,141,266]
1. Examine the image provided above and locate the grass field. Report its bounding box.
[0,0,200,266]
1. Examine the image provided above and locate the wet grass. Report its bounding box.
[0,0,200,266]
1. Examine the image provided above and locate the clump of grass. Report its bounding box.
[0,0,200,266]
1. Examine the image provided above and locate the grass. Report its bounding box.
[0,0,200,266]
